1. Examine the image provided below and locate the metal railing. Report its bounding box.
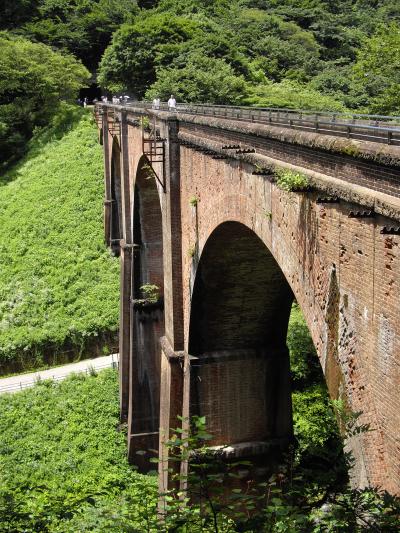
[0,355,119,394]
[102,101,400,146]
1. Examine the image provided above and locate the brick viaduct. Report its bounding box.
[96,103,400,495]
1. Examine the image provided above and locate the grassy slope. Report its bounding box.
[0,307,342,532]
[0,106,120,371]
[0,369,157,532]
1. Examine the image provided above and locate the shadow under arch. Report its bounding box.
[188,221,296,453]
[110,137,122,255]
[128,155,165,469]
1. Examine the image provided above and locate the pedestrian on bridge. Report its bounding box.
[168,95,176,111]
[153,97,160,110]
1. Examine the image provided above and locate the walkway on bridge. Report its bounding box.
[102,101,400,146]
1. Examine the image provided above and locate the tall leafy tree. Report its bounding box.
[145,53,247,104]
[0,32,89,168]
[2,0,139,70]
[353,23,400,114]
[98,14,201,95]
[0,0,39,29]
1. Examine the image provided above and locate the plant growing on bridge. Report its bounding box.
[140,284,160,304]
[142,162,157,180]
[189,195,199,207]
[188,244,197,258]
[275,169,310,192]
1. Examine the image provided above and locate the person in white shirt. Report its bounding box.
[153,97,160,109]
[167,95,176,111]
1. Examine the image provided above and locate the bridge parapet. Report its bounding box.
[99,101,400,143]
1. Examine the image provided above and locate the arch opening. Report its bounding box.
[129,157,165,467]
[110,138,122,255]
[187,220,348,491]
[188,222,294,448]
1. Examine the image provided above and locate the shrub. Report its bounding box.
[140,284,160,303]
[276,169,310,192]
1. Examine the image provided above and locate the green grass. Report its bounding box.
[0,308,346,532]
[0,369,158,532]
[0,106,120,372]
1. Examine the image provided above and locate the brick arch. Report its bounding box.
[191,195,325,365]
[188,221,294,446]
[98,105,400,494]
[189,222,294,355]
[132,155,164,294]
[110,136,122,255]
[187,189,380,489]
[128,155,165,468]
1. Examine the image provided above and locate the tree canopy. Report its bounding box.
[1,0,399,167]
[97,0,400,112]
[0,32,89,168]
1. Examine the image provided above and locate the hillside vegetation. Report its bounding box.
[1,316,397,531]
[0,318,341,532]
[1,0,399,120]
[0,107,120,373]
[0,369,158,532]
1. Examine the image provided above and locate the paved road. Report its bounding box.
[0,353,119,394]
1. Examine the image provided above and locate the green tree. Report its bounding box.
[309,60,369,110]
[0,0,39,29]
[0,0,138,71]
[145,53,247,104]
[20,0,139,71]
[98,14,201,96]
[0,32,89,168]
[245,79,345,111]
[229,9,321,82]
[353,23,400,114]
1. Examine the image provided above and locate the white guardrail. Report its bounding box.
[0,354,119,394]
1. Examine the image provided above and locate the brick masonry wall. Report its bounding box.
[181,122,400,198]
[103,109,400,494]
[178,145,400,494]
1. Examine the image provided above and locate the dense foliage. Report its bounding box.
[0,32,89,169]
[0,108,120,372]
[3,0,399,113]
[0,0,139,71]
[2,0,399,166]
[1,0,399,529]
[98,0,400,112]
[1,309,398,531]
[0,368,158,532]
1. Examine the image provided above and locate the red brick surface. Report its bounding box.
[102,109,400,494]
